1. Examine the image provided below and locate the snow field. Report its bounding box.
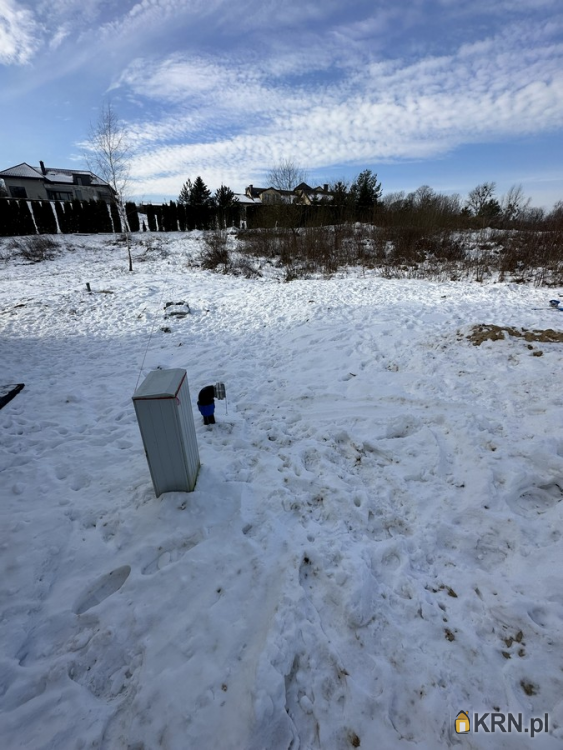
[1,234,563,749]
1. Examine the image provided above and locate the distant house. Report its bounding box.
[232,193,262,227]
[233,193,262,206]
[245,183,333,205]
[294,182,333,205]
[0,162,117,203]
[244,185,267,201]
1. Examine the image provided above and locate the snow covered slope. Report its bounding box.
[1,234,562,749]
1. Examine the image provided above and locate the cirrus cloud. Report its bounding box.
[119,18,563,197]
[0,0,41,65]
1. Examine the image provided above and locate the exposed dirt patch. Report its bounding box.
[520,679,538,696]
[467,325,563,346]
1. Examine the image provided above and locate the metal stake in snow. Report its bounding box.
[215,382,227,415]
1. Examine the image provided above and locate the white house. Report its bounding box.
[0,162,116,203]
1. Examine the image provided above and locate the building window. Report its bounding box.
[47,190,73,201]
[9,186,27,198]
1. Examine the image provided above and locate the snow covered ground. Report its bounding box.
[1,232,563,749]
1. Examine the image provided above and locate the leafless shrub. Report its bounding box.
[497,230,563,285]
[135,236,169,261]
[16,235,59,263]
[201,231,230,272]
[238,229,276,259]
[217,224,563,285]
[427,233,467,262]
[0,238,20,262]
[230,257,263,278]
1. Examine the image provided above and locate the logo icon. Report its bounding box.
[455,711,471,734]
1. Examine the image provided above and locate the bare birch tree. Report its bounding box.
[85,102,133,269]
[86,102,130,199]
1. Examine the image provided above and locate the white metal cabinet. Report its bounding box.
[133,368,200,496]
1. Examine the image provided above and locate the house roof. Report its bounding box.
[294,182,314,192]
[43,167,110,187]
[246,185,268,198]
[234,194,262,205]
[0,163,44,179]
[0,162,112,189]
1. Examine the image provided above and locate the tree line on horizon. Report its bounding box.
[0,169,561,237]
[0,197,138,237]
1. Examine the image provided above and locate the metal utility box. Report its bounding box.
[133,368,200,497]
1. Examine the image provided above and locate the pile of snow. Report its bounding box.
[1,233,562,749]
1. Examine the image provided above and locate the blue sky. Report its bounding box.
[1,0,562,209]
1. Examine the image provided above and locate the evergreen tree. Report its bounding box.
[215,185,238,229]
[185,205,196,231]
[190,177,213,229]
[0,199,16,236]
[331,180,352,223]
[54,202,68,233]
[479,198,501,221]
[167,201,178,231]
[190,176,212,206]
[70,199,84,232]
[146,204,157,232]
[160,203,170,231]
[31,202,46,233]
[11,201,21,235]
[18,200,36,235]
[95,200,113,232]
[83,200,95,233]
[155,205,165,232]
[466,182,496,216]
[38,201,57,233]
[177,203,187,232]
[125,202,140,232]
[350,170,382,218]
[110,202,122,233]
[178,179,193,206]
[465,183,502,226]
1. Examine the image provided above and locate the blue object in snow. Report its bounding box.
[197,384,216,425]
[198,402,215,417]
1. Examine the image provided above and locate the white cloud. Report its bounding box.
[49,24,70,50]
[0,0,40,65]
[121,17,563,197]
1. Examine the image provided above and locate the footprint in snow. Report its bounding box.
[141,533,204,575]
[506,481,562,517]
[74,565,131,614]
[385,415,422,439]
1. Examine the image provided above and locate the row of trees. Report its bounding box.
[80,104,561,234]
[176,177,241,229]
[0,198,144,237]
[380,182,561,230]
[252,164,561,230]
[263,159,561,228]
[1,181,560,237]
[143,197,241,232]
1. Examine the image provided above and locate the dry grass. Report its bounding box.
[219,225,563,284]
[466,324,563,346]
[15,235,60,263]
